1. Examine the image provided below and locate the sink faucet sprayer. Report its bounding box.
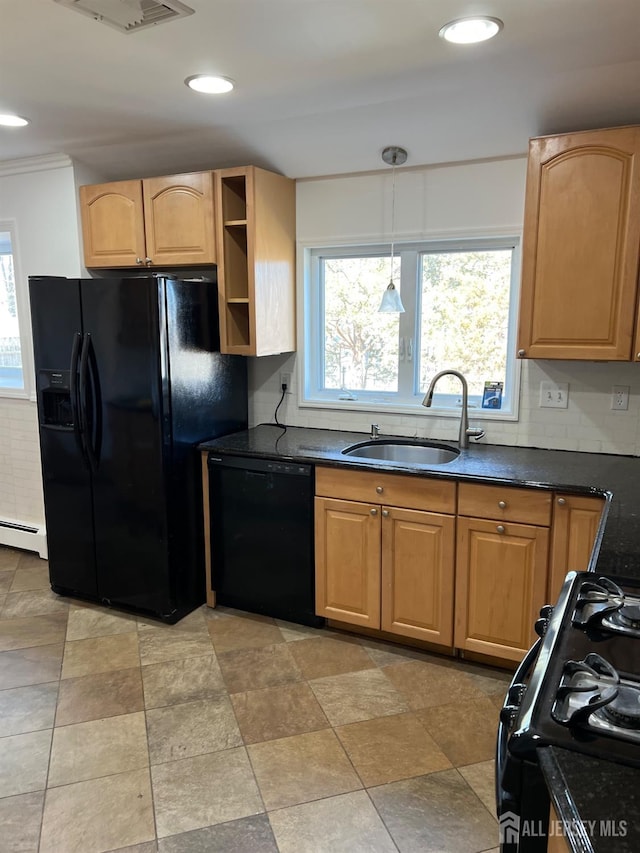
[422,370,485,449]
[370,423,380,439]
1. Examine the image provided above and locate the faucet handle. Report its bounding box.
[466,427,485,442]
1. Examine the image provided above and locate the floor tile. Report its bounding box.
[1,590,68,620]
[231,681,328,744]
[358,636,441,667]
[335,712,452,787]
[416,696,500,766]
[207,612,284,653]
[309,668,409,726]
[138,627,213,667]
[9,564,50,593]
[61,633,140,679]
[247,728,361,811]
[157,814,278,853]
[66,606,137,641]
[288,636,376,680]
[0,644,63,689]
[137,608,207,634]
[0,790,45,853]
[275,619,327,642]
[151,747,263,838]
[0,571,13,595]
[55,667,144,726]
[0,548,21,571]
[458,760,498,817]
[146,697,242,764]
[382,659,489,710]
[48,711,148,787]
[17,552,47,571]
[141,655,226,709]
[109,844,158,853]
[0,729,52,798]
[0,593,6,611]
[268,790,397,853]
[217,643,302,694]
[0,613,67,652]
[39,768,155,853]
[369,768,499,852]
[0,682,58,736]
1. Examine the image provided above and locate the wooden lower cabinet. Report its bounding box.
[314,497,381,628]
[381,507,455,645]
[548,494,604,602]
[314,496,455,644]
[455,517,549,662]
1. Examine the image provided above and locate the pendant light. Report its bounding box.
[379,145,407,313]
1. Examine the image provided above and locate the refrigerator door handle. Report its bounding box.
[79,333,100,473]
[70,332,89,465]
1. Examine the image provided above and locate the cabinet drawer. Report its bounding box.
[458,482,551,526]
[315,466,456,514]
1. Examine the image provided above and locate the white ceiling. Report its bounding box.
[2,0,640,180]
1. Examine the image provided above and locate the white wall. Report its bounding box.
[249,156,640,457]
[0,155,89,550]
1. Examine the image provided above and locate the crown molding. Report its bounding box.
[0,153,74,178]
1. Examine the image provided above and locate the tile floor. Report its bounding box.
[0,545,508,853]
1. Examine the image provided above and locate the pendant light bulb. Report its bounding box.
[379,146,407,313]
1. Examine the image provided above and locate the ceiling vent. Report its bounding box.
[53,0,194,34]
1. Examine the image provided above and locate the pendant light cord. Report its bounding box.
[389,160,396,283]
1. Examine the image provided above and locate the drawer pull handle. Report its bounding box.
[498,500,507,509]
[382,509,390,518]
[376,486,384,494]
[370,508,378,516]
[557,497,566,506]
[496,525,506,534]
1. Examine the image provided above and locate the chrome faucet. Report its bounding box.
[370,423,380,439]
[421,370,485,449]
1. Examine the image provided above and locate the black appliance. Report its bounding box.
[496,571,640,851]
[207,453,323,627]
[29,274,247,623]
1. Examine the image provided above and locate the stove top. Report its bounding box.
[508,571,640,768]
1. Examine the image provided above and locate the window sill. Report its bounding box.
[299,396,519,422]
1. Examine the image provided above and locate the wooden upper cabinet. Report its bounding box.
[517,126,640,360]
[142,172,216,267]
[80,180,146,268]
[80,171,216,268]
[216,166,296,356]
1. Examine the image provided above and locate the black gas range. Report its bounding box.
[497,570,640,852]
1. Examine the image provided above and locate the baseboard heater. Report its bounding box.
[0,519,48,558]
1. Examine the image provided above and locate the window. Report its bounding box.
[0,225,30,397]
[304,237,520,416]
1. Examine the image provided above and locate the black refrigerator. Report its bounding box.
[29,274,247,623]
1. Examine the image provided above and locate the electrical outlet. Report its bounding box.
[611,385,630,411]
[539,381,569,408]
[280,372,291,392]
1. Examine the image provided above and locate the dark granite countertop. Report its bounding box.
[539,747,639,853]
[201,423,640,580]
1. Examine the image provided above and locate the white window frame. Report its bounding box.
[301,235,521,421]
[0,221,34,400]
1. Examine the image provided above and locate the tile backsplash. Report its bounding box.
[249,355,640,457]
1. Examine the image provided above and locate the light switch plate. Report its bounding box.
[539,381,569,408]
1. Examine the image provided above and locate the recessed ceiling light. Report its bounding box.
[439,16,503,44]
[0,114,29,127]
[185,75,234,94]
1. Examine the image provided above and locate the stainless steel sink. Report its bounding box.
[341,439,460,465]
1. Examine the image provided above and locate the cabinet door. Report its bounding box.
[549,494,604,602]
[314,497,380,627]
[381,507,455,646]
[143,172,216,266]
[518,126,640,360]
[80,180,146,268]
[455,517,549,662]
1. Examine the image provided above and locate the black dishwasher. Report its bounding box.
[207,453,324,627]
